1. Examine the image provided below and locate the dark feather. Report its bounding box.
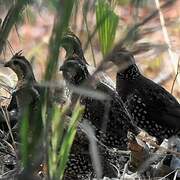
[110,48,180,143]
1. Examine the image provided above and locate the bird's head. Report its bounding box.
[60,56,89,85]
[61,30,87,64]
[4,52,36,82]
[107,48,135,71]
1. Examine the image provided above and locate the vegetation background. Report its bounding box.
[0,0,180,99]
[0,0,179,179]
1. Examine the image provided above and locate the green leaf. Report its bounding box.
[20,111,29,168]
[96,0,119,56]
[45,0,75,81]
[48,103,84,180]
[48,105,67,179]
[116,0,130,5]
[57,103,84,180]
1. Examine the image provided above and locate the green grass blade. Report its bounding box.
[57,103,84,180]
[0,0,28,54]
[20,111,29,168]
[45,0,75,81]
[96,0,119,56]
[48,105,68,179]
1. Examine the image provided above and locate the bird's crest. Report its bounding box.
[12,50,24,59]
[62,30,88,64]
[62,30,82,46]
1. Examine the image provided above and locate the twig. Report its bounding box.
[155,0,180,87]
[7,40,15,55]
[128,132,150,172]
[173,169,179,180]
[137,133,180,157]
[89,0,177,80]
[137,139,169,175]
[1,139,16,157]
[1,107,16,149]
[83,11,97,67]
[0,169,18,179]
[83,11,114,52]
[171,57,180,94]
[121,161,129,179]
[71,118,131,156]
[81,121,102,178]
[159,169,177,180]
[0,0,28,54]
[109,162,121,178]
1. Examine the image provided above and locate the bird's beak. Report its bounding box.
[61,36,69,48]
[4,61,12,68]
[59,64,66,71]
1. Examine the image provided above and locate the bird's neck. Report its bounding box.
[16,75,36,90]
[74,48,88,65]
[74,73,90,86]
[117,64,141,80]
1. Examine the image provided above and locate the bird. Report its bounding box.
[60,55,140,179]
[4,52,41,119]
[0,52,51,132]
[107,48,180,143]
[61,31,116,91]
[60,55,140,148]
[4,52,43,170]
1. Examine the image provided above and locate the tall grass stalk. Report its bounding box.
[43,1,75,179]
[0,0,28,54]
[96,0,119,56]
[20,111,29,167]
[48,103,84,180]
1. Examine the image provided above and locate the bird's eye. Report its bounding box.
[13,61,18,65]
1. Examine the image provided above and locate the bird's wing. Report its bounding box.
[161,105,180,130]
[97,82,140,135]
[7,92,18,111]
[149,83,180,130]
[133,78,180,130]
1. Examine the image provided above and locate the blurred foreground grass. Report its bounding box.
[0,0,179,179]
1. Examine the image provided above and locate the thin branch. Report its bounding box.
[83,12,113,52]
[171,57,180,94]
[137,133,180,157]
[173,170,179,180]
[136,139,168,175]
[122,161,129,179]
[159,169,178,180]
[1,107,16,149]
[0,0,28,55]
[90,0,177,79]
[7,40,15,55]
[155,0,180,87]
[81,121,102,178]
[83,10,97,67]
